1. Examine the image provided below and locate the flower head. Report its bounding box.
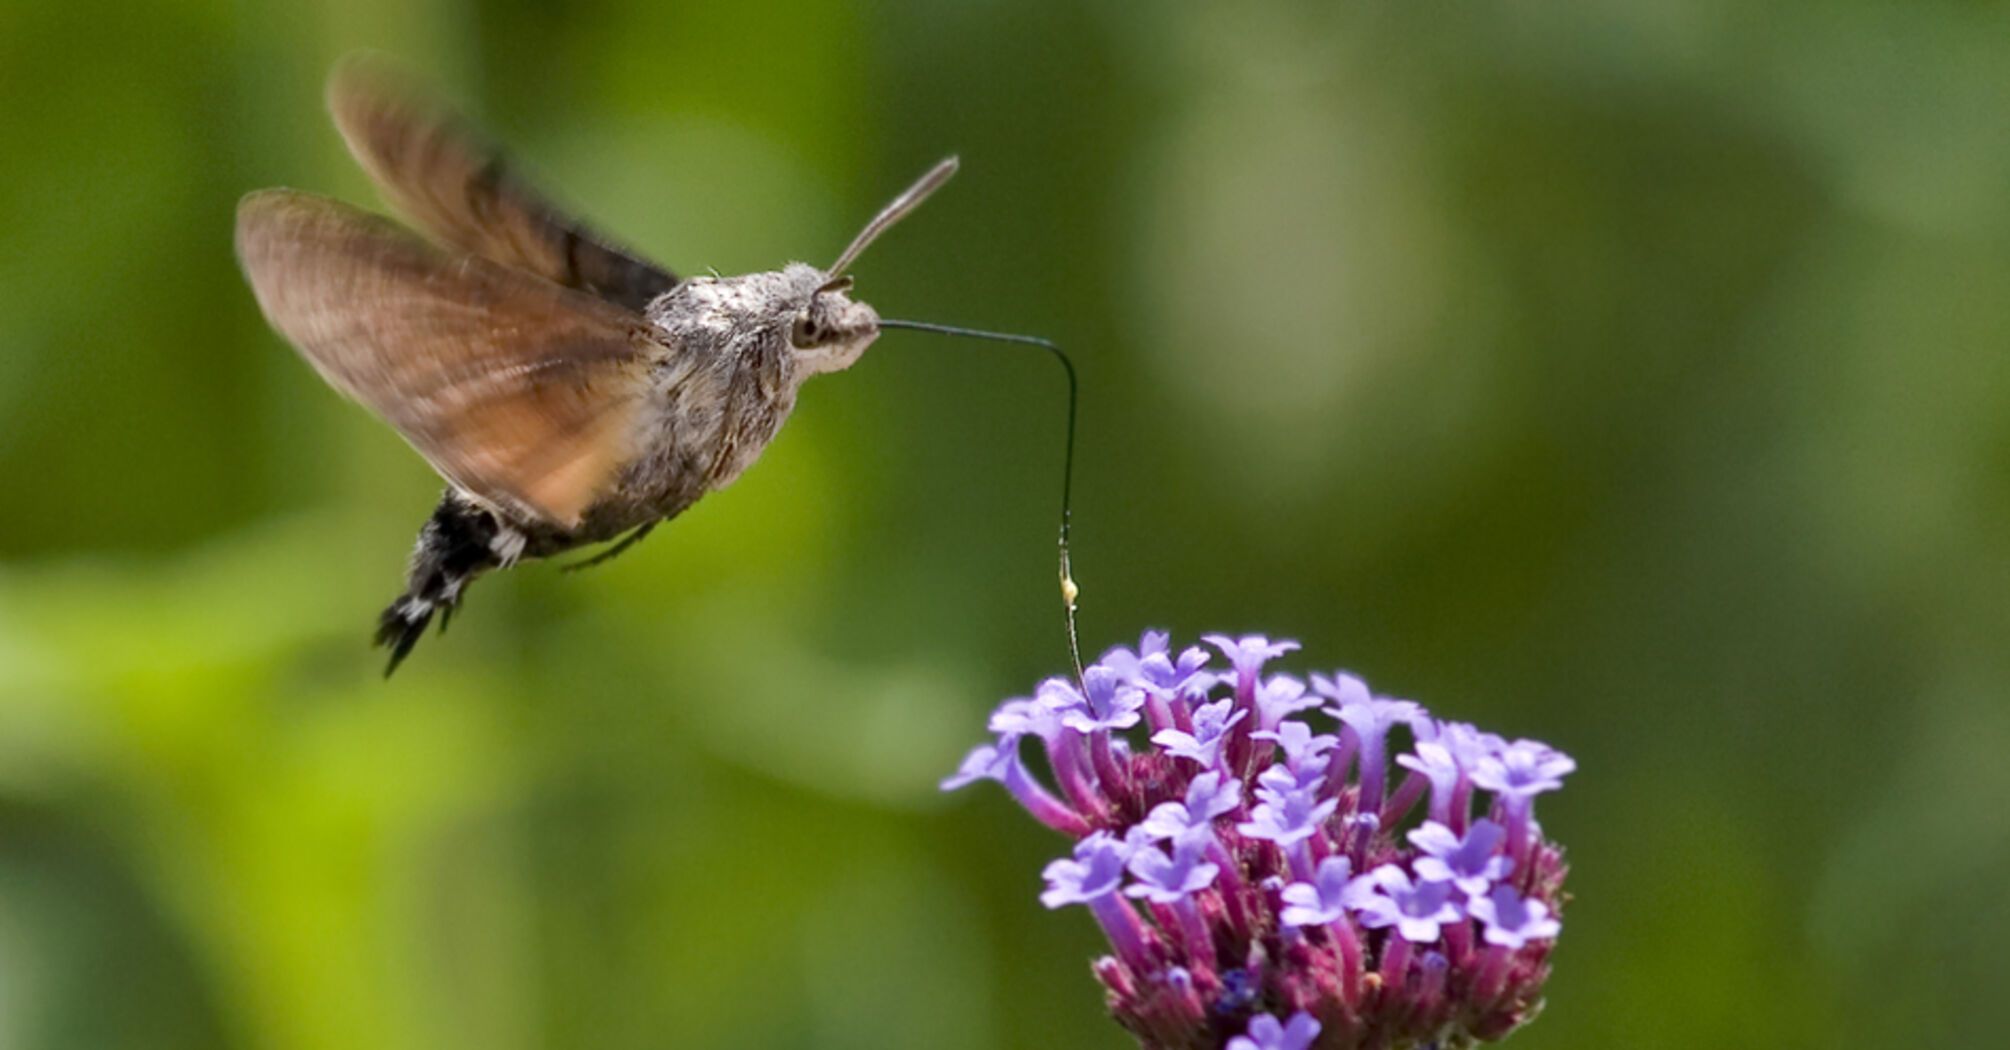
[943,628,1572,1049]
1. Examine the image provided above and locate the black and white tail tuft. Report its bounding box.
[374,492,503,676]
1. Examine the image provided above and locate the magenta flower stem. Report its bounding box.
[1206,841,1254,940]
[1001,758,1092,836]
[1089,729,1130,801]
[1380,770,1427,828]
[1472,944,1513,1005]
[1050,734,1109,820]
[1173,897,1214,963]
[1379,934,1412,999]
[1089,893,1153,974]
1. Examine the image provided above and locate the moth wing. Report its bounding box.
[236,189,657,528]
[327,54,677,313]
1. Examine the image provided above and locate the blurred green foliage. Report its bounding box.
[4,1,2009,1047]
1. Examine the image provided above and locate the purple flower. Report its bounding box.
[1471,739,1576,802]
[1396,740,1462,823]
[1409,819,1512,897]
[1151,697,1245,767]
[1095,629,1170,679]
[1322,682,1423,812]
[1039,667,1145,734]
[1125,828,1220,903]
[1255,673,1321,729]
[1109,629,1215,698]
[1309,670,1371,708]
[1238,782,1339,850]
[1205,633,1300,683]
[1040,832,1131,908]
[1227,1012,1321,1050]
[942,742,1011,792]
[1139,770,1242,840]
[1278,855,1355,928]
[1252,719,1336,774]
[1468,884,1561,949]
[940,741,1089,835]
[1348,864,1465,944]
[943,628,1573,1048]
[1435,720,1506,769]
[988,697,1064,743]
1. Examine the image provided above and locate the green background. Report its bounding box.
[2,1,2006,1047]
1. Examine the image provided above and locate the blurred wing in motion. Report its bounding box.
[327,54,677,313]
[236,189,655,528]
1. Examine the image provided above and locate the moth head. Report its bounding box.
[787,156,959,376]
[786,270,881,375]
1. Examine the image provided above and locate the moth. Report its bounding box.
[238,57,961,673]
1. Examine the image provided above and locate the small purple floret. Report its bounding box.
[1139,770,1242,840]
[1041,832,1132,908]
[1125,828,1220,903]
[1468,884,1561,949]
[1238,782,1338,850]
[1472,739,1576,801]
[1348,864,1465,944]
[1151,697,1245,767]
[1227,1011,1322,1050]
[1409,819,1512,897]
[1278,855,1355,928]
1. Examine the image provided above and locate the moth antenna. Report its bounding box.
[879,318,1085,682]
[827,157,960,279]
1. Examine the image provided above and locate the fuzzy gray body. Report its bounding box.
[380,263,880,665]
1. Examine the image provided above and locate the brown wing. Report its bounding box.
[236,189,655,528]
[327,54,676,313]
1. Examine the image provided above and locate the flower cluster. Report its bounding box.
[944,632,1572,1049]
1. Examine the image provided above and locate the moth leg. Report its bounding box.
[562,520,659,573]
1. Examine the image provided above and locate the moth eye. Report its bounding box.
[790,314,822,348]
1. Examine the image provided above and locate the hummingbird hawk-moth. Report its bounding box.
[237,57,973,674]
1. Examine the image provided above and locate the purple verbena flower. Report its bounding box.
[1041,831,1132,908]
[1409,819,1512,897]
[989,696,1064,743]
[1125,828,1220,903]
[1396,739,1463,826]
[1467,884,1561,950]
[1322,682,1423,813]
[1238,782,1338,850]
[1151,697,1245,767]
[1205,633,1300,683]
[1227,1012,1321,1050]
[1040,667,1146,735]
[1254,673,1321,730]
[1139,770,1242,840]
[1347,864,1465,944]
[1471,738,1576,803]
[941,741,1089,836]
[944,629,1572,1049]
[1252,719,1336,774]
[1278,855,1354,928]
